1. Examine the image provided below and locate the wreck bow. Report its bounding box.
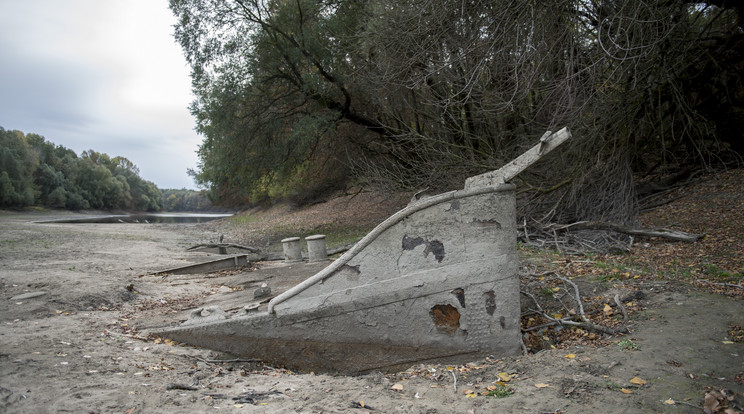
[153,128,571,373]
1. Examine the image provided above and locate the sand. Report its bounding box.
[1,211,743,413]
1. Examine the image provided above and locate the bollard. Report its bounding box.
[305,234,328,263]
[281,237,303,263]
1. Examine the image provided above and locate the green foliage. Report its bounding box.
[0,126,164,211]
[617,338,640,351]
[483,383,514,398]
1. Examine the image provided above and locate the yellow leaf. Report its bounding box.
[664,399,676,405]
[465,393,477,398]
[722,341,735,344]
[620,388,633,394]
[233,404,244,408]
[535,383,550,388]
[553,313,563,319]
[552,287,561,292]
[629,377,647,385]
[603,304,613,315]
[359,401,365,408]
[564,354,576,359]
[497,372,513,382]
[391,383,404,391]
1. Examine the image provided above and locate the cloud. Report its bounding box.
[0,0,201,190]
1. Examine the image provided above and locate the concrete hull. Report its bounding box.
[155,184,521,373]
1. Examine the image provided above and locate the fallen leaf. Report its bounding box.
[664,398,675,405]
[629,377,647,385]
[564,354,576,359]
[465,393,477,398]
[497,372,513,382]
[535,383,550,388]
[603,304,613,315]
[722,341,735,344]
[620,388,633,394]
[391,383,404,391]
[233,404,244,408]
[462,389,474,394]
[704,392,720,413]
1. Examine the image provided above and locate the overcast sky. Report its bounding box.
[0,0,202,189]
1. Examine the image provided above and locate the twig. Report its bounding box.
[451,370,457,393]
[614,294,628,323]
[668,399,701,409]
[520,336,529,355]
[556,276,588,324]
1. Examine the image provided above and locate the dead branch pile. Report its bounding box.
[519,265,633,354]
[518,218,703,254]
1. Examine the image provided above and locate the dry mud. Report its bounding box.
[1,211,743,413]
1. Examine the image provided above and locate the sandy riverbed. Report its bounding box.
[1,211,742,413]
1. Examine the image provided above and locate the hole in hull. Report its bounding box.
[429,304,460,334]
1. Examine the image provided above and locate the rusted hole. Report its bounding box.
[429,304,460,334]
[484,291,496,315]
[451,288,466,308]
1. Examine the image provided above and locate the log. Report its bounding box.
[556,221,704,242]
[187,243,260,253]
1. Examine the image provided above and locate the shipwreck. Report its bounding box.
[154,128,571,373]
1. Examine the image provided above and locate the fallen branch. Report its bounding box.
[187,243,260,252]
[554,221,704,242]
[696,280,744,290]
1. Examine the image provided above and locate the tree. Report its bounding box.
[171,0,744,222]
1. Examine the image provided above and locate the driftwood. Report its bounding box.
[187,243,260,253]
[554,221,704,242]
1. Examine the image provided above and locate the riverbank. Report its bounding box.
[1,172,743,412]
